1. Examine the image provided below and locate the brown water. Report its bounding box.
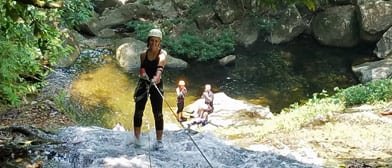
[70,63,200,131]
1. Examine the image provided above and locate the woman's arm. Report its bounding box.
[152,50,167,84]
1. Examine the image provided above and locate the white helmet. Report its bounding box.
[178,80,185,86]
[148,28,162,39]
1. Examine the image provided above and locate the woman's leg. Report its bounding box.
[150,84,164,141]
[134,95,147,140]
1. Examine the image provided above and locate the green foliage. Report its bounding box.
[336,79,392,106]
[255,0,316,11]
[164,29,235,61]
[0,0,93,106]
[127,20,235,61]
[126,20,155,41]
[255,16,277,33]
[60,0,94,27]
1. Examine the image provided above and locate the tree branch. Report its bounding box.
[16,0,64,9]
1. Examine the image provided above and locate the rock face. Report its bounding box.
[358,1,392,42]
[374,27,392,59]
[55,29,81,68]
[115,38,188,71]
[184,92,273,127]
[267,5,307,44]
[232,17,259,47]
[80,3,153,35]
[214,0,242,24]
[352,58,392,83]
[311,5,359,47]
[219,55,236,66]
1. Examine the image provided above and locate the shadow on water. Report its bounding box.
[223,36,376,112]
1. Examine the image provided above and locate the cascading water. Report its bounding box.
[39,126,321,168]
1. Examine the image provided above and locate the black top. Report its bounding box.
[141,49,160,79]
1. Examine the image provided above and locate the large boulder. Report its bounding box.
[150,0,178,18]
[311,5,359,47]
[358,1,392,42]
[55,29,81,68]
[214,0,242,24]
[184,92,272,127]
[80,3,153,36]
[352,58,392,83]
[232,17,259,47]
[194,7,220,30]
[115,37,188,71]
[91,0,132,14]
[172,0,198,11]
[267,5,307,44]
[374,27,392,58]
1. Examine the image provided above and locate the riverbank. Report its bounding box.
[2,92,392,167]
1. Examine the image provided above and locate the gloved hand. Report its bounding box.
[151,75,161,84]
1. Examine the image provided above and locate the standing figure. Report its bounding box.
[133,28,167,149]
[176,80,187,122]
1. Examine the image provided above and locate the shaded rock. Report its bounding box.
[267,5,306,44]
[194,7,220,30]
[172,0,198,11]
[55,29,81,68]
[214,0,242,24]
[97,28,117,38]
[311,5,359,47]
[80,3,153,36]
[232,17,259,47]
[151,0,178,18]
[374,27,392,58]
[92,0,128,14]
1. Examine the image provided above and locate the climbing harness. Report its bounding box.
[151,82,214,168]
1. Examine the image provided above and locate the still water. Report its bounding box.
[69,37,374,130]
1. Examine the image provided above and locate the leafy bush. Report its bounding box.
[0,0,93,106]
[164,29,235,61]
[336,79,392,106]
[60,0,94,27]
[127,20,235,61]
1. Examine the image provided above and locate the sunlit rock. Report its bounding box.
[358,1,392,42]
[352,58,392,83]
[184,92,272,127]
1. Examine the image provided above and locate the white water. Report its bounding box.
[42,126,321,168]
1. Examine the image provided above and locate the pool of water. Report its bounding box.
[69,36,375,130]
